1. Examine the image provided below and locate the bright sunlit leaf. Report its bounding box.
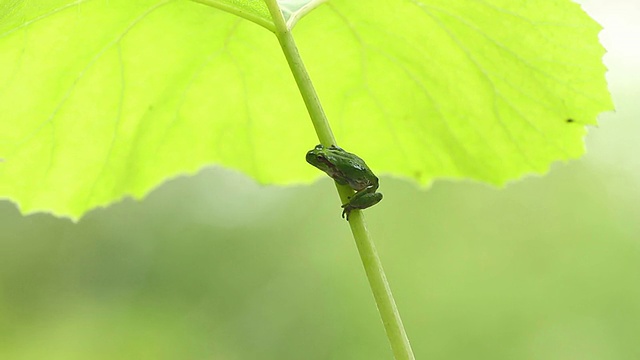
[0,0,613,219]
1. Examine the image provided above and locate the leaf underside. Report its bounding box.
[0,0,613,219]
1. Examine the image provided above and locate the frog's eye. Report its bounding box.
[316,155,325,162]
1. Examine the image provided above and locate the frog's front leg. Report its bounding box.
[341,186,383,220]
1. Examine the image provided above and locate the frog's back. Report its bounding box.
[335,155,376,190]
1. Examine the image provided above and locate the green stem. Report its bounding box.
[264,2,415,359]
[263,4,336,146]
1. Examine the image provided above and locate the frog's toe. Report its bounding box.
[341,206,352,220]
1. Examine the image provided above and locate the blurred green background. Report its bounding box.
[1,1,639,359]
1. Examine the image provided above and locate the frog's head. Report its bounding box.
[306,144,331,171]
[306,144,343,172]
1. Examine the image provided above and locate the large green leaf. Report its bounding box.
[0,0,613,219]
[189,0,326,30]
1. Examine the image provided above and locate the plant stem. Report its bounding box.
[263,4,336,147]
[264,2,415,359]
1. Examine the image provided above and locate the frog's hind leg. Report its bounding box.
[341,191,383,220]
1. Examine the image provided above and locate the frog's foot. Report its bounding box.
[341,204,354,221]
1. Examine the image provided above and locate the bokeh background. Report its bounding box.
[1,1,638,359]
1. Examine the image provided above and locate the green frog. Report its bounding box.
[306,144,383,220]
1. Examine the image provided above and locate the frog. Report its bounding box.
[306,144,383,220]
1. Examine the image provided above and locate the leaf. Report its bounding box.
[190,0,275,31]
[187,0,326,31]
[0,0,613,219]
